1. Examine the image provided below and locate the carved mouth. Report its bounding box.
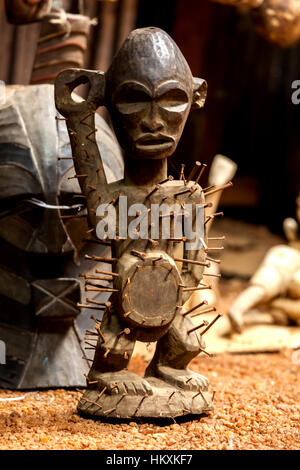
[135,134,174,152]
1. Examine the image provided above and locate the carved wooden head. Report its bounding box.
[105,28,207,160]
[55,28,207,161]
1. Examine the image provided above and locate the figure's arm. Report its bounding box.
[55,68,111,228]
[5,0,52,24]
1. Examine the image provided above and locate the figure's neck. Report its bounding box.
[124,158,167,187]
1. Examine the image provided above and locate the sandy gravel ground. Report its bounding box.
[0,349,299,450]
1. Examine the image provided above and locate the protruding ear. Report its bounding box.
[192,78,208,110]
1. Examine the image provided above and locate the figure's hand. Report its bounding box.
[55,69,105,118]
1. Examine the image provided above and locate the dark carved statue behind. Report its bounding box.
[0,84,123,388]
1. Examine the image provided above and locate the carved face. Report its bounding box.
[106,28,206,160]
[110,78,191,160]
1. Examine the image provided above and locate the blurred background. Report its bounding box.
[1,0,300,234]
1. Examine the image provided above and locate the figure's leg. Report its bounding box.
[87,308,152,396]
[145,313,209,391]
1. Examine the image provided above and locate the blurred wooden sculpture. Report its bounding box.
[211,0,300,47]
[228,195,300,333]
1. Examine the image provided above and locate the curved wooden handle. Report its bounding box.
[55,68,105,117]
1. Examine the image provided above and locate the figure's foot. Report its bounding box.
[148,365,209,391]
[89,370,153,396]
[78,370,213,419]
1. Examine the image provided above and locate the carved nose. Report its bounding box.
[141,118,164,132]
[141,104,164,132]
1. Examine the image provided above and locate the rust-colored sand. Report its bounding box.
[0,350,299,450]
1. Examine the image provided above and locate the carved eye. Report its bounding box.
[115,89,151,115]
[158,89,189,113]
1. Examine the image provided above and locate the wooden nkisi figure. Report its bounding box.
[55,27,228,419]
